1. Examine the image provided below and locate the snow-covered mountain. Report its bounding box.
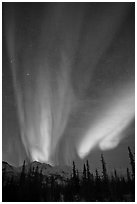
[2,161,72,185]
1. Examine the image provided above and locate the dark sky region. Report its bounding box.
[3,3,134,173]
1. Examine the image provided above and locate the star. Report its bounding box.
[10,57,15,64]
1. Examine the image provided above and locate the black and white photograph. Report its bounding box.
[2,2,135,202]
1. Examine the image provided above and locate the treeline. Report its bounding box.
[2,146,135,201]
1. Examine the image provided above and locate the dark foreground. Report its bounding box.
[2,147,135,202]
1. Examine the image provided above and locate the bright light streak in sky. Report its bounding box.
[77,83,134,158]
[3,3,134,166]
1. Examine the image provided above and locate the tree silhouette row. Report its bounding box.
[2,146,135,201]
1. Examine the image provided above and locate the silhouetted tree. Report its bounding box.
[83,163,87,182]
[114,169,117,179]
[76,170,79,180]
[128,146,135,179]
[101,154,108,181]
[95,168,100,182]
[101,154,109,199]
[127,168,131,182]
[2,146,135,202]
[20,160,26,186]
[72,161,76,179]
[86,160,90,180]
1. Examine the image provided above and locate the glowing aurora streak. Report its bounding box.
[4,3,134,165]
[77,84,135,158]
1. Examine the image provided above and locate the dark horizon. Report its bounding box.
[2,146,135,201]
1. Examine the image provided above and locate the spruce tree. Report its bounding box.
[83,163,87,182]
[95,169,100,182]
[128,146,135,179]
[72,161,76,179]
[20,160,26,186]
[114,169,118,182]
[86,160,90,181]
[127,167,131,182]
[101,154,108,181]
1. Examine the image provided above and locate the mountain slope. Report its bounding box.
[2,161,72,185]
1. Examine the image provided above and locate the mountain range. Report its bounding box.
[2,161,73,185]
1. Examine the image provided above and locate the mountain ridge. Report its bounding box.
[2,160,73,185]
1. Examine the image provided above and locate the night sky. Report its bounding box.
[3,3,135,173]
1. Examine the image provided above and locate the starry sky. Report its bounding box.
[2,3,135,173]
